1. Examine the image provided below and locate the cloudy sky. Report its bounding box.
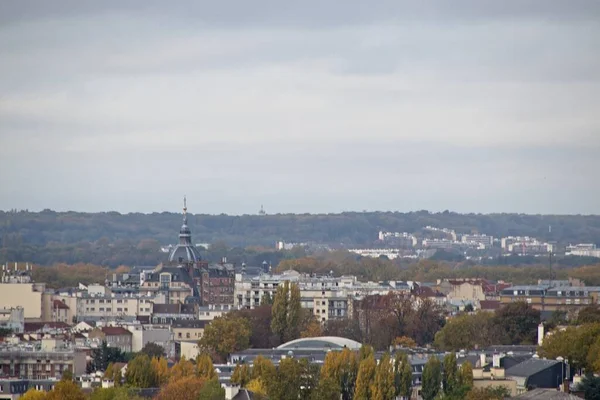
[1,1,599,215]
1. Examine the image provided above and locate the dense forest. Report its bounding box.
[2,209,600,247]
[1,210,600,267]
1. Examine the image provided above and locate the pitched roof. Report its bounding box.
[506,358,560,378]
[52,300,70,310]
[172,319,208,329]
[153,303,197,315]
[479,300,501,310]
[101,326,132,336]
[24,322,70,333]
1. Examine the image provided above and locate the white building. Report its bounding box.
[566,244,600,258]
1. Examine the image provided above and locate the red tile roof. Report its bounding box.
[480,300,501,310]
[24,322,70,332]
[101,326,132,336]
[53,300,70,310]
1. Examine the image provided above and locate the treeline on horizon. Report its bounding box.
[27,258,600,289]
[2,209,600,247]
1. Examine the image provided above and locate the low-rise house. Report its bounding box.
[88,327,133,353]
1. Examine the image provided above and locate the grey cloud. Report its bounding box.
[0,1,599,214]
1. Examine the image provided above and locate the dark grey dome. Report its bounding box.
[169,244,200,263]
[168,197,200,263]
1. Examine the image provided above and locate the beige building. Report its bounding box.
[75,295,154,321]
[446,280,487,303]
[178,341,201,360]
[0,283,46,321]
[472,366,518,396]
[172,320,207,341]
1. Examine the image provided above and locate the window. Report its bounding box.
[99,308,104,311]
[186,333,191,339]
[178,333,182,338]
[117,308,122,312]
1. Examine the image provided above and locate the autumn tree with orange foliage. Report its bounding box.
[155,375,207,400]
[169,356,195,382]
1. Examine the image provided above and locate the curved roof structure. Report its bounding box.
[277,336,362,351]
[168,197,201,264]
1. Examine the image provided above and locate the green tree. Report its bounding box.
[231,363,251,387]
[358,344,374,361]
[539,323,600,373]
[421,356,442,400]
[577,305,600,324]
[104,362,123,386]
[90,387,142,400]
[45,379,86,400]
[434,312,499,351]
[199,315,251,361]
[354,354,377,400]
[577,374,600,400]
[443,352,458,394]
[493,302,541,345]
[373,352,395,400]
[311,376,341,400]
[20,389,47,400]
[251,355,277,382]
[246,378,268,397]
[286,282,302,341]
[151,356,170,385]
[465,386,511,400]
[260,292,273,306]
[125,354,158,388]
[394,352,412,399]
[271,281,290,343]
[268,357,307,400]
[458,361,474,389]
[196,353,218,380]
[198,378,226,400]
[140,342,165,358]
[320,348,358,400]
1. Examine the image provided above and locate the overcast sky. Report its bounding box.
[1,1,599,215]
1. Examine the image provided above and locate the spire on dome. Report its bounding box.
[183,195,187,223]
[169,196,200,263]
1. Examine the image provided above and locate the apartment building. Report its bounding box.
[0,266,45,321]
[0,307,24,334]
[500,284,600,311]
[74,293,154,322]
[0,338,87,379]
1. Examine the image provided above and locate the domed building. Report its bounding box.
[168,197,201,264]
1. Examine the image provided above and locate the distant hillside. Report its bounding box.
[2,209,600,247]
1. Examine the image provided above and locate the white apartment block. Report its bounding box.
[234,270,412,322]
[566,244,600,258]
[461,234,494,248]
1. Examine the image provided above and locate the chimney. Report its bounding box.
[224,383,240,399]
[537,323,545,346]
[492,354,501,368]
